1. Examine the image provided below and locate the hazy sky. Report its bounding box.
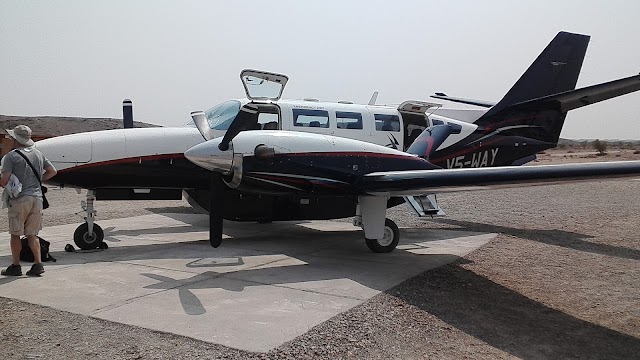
[1,1,639,139]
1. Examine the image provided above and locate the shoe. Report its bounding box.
[26,263,44,276]
[1,264,22,276]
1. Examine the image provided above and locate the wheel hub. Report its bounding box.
[377,226,394,247]
[83,232,98,243]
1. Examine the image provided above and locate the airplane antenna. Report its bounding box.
[368,91,379,105]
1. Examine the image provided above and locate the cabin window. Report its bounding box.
[374,114,400,132]
[448,123,463,133]
[336,111,363,130]
[258,113,279,130]
[432,119,445,126]
[293,109,330,128]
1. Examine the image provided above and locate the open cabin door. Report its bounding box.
[240,69,289,101]
[238,70,287,130]
[398,100,441,114]
[397,101,441,150]
[397,101,447,218]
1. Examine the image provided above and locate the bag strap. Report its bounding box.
[14,150,43,186]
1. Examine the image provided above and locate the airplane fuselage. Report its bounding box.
[31,99,430,220]
[34,98,562,221]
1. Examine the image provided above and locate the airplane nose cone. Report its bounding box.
[185,139,234,174]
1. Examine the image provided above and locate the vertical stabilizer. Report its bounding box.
[480,32,590,120]
[472,32,590,145]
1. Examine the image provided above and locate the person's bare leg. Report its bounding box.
[10,235,22,266]
[27,235,42,264]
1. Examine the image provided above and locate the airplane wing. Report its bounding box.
[357,161,640,196]
[430,93,496,108]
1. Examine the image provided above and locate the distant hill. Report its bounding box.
[557,138,640,148]
[0,115,159,137]
[2,114,638,148]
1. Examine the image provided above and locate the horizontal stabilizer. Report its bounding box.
[358,161,640,196]
[513,74,640,112]
[430,93,495,108]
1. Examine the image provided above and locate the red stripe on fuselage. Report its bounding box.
[59,151,421,174]
[57,153,186,173]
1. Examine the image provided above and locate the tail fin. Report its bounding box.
[480,32,590,120]
[473,32,590,145]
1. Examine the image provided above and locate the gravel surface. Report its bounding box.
[1,150,639,359]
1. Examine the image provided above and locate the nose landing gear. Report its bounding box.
[73,190,105,250]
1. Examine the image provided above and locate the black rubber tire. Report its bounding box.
[73,223,105,250]
[365,218,400,253]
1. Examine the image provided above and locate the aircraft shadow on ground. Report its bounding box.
[393,262,640,359]
[134,250,458,316]
[99,214,313,243]
[0,225,464,316]
[144,206,200,215]
[3,221,637,358]
[429,218,640,261]
[101,225,203,243]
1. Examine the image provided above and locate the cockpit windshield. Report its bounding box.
[204,100,241,130]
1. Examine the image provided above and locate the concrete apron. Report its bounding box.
[0,214,495,352]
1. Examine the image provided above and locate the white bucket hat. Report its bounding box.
[5,125,35,147]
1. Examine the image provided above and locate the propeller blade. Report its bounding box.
[209,172,225,248]
[218,103,259,151]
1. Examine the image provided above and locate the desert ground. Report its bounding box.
[1,146,639,359]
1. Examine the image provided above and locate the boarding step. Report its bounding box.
[404,194,445,217]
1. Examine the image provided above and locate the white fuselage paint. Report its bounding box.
[36,127,208,171]
[34,98,478,175]
[231,131,412,157]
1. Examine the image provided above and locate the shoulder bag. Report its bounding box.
[14,150,49,209]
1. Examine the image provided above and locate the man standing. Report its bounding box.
[0,125,57,276]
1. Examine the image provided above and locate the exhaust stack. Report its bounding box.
[123,99,133,128]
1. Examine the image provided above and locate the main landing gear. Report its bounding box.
[354,196,400,253]
[364,219,399,253]
[74,190,105,250]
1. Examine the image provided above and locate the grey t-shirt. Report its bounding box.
[1,146,53,198]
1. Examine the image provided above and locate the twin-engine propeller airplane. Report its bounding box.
[35,31,640,252]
